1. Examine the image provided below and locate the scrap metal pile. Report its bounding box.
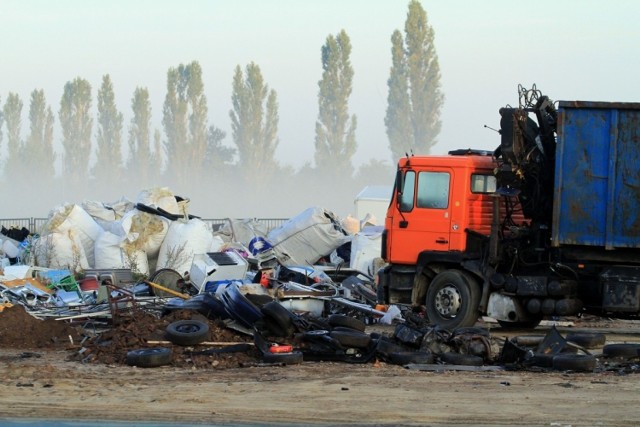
[0,188,639,372]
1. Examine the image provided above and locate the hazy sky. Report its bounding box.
[2,0,640,170]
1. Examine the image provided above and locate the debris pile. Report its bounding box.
[0,188,638,374]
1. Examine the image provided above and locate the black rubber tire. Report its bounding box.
[602,343,640,358]
[328,314,366,332]
[388,351,434,365]
[165,319,209,346]
[514,335,545,347]
[529,353,555,368]
[375,338,406,357]
[566,332,606,349]
[329,330,371,349]
[261,301,294,337]
[263,350,304,365]
[552,354,597,372]
[451,326,490,337]
[148,268,184,298]
[425,270,480,329]
[497,318,543,330]
[440,352,484,366]
[126,348,172,368]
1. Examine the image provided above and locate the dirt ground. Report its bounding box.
[1,306,640,426]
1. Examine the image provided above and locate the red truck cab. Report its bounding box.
[384,151,497,265]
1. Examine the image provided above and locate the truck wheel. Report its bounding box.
[425,270,480,329]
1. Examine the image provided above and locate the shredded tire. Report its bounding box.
[552,354,597,372]
[529,353,555,368]
[263,351,304,365]
[388,351,434,365]
[126,348,172,368]
[440,352,483,366]
[328,314,366,332]
[566,332,606,349]
[329,330,371,349]
[261,301,294,337]
[602,343,640,358]
[165,319,209,346]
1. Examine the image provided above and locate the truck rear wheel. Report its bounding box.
[425,270,480,330]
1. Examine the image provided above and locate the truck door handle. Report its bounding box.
[435,239,448,244]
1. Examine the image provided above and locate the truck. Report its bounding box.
[378,87,640,329]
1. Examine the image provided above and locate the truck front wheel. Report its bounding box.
[425,270,480,329]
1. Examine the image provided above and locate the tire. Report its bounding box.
[497,318,543,330]
[602,343,640,358]
[451,326,490,338]
[375,338,406,358]
[328,314,366,332]
[263,350,304,365]
[566,332,606,349]
[329,330,371,349]
[514,335,545,347]
[148,268,184,298]
[261,301,294,337]
[165,319,209,346]
[440,352,484,366]
[388,351,434,365]
[126,348,172,368]
[552,354,597,372]
[529,353,554,368]
[425,270,480,329]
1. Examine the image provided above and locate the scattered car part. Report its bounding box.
[269,344,294,354]
[263,350,304,365]
[329,330,371,349]
[388,351,434,365]
[565,332,606,349]
[219,282,263,328]
[165,319,210,346]
[552,354,597,372]
[602,343,640,358]
[125,347,172,368]
[440,352,484,366]
[328,314,366,332]
[148,268,185,298]
[261,301,295,337]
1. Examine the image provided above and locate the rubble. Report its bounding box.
[0,188,638,374]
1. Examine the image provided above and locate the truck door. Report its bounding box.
[391,169,453,264]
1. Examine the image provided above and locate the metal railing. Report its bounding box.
[0,217,289,236]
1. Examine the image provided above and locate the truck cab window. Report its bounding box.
[471,174,497,193]
[399,171,416,212]
[417,171,450,209]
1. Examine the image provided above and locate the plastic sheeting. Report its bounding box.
[267,207,350,266]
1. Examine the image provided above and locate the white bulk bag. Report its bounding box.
[156,218,214,275]
[44,204,102,268]
[32,230,89,271]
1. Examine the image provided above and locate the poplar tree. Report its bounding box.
[385,0,443,158]
[94,74,124,191]
[128,87,153,186]
[3,93,23,180]
[25,89,55,185]
[59,77,93,187]
[162,61,208,188]
[314,29,357,178]
[229,62,279,183]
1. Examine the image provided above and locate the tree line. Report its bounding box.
[0,1,442,219]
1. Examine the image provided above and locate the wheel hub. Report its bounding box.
[434,285,462,318]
